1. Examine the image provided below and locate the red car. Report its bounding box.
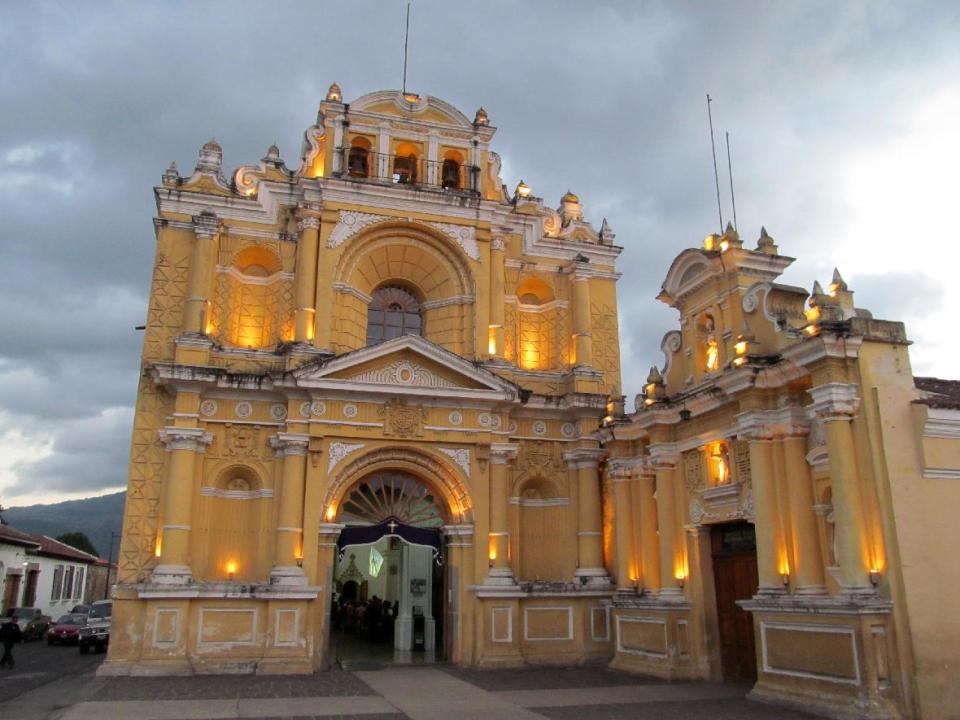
[46,614,87,645]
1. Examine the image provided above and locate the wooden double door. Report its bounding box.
[711,522,759,681]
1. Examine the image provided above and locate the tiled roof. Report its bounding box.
[0,523,42,549]
[914,376,960,410]
[0,522,100,563]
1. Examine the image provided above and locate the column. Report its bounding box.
[809,383,872,592]
[652,454,683,598]
[486,443,518,585]
[443,524,474,664]
[566,448,609,585]
[637,464,661,593]
[294,212,320,343]
[783,430,827,594]
[488,236,506,359]
[611,465,636,593]
[270,433,310,585]
[331,115,345,175]
[741,419,784,594]
[395,543,413,651]
[155,427,212,583]
[182,212,219,335]
[571,269,593,367]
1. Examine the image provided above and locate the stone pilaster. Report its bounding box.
[609,461,637,594]
[809,382,873,593]
[571,266,593,367]
[153,427,213,584]
[270,433,310,586]
[293,211,321,344]
[565,447,610,586]
[649,445,683,600]
[485,443,518,586]
[182,212,219,335]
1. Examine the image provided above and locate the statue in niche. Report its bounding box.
[701,314,720,372]
[709,443,730,485]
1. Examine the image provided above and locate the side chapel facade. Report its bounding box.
[105,85,960,720]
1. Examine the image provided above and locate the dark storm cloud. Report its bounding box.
[1,1,958,500]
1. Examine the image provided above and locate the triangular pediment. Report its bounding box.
[290,335,520,399]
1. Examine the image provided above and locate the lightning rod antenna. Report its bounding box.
[726,131,738,232]
[402,3,411,95]
[706,94,724,233]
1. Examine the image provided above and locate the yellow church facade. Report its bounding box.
[105,85,960,720]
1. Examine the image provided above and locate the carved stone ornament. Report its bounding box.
[381,398,425,438]
[270,403,288,421]
[439,447,471,476]
[346,360,457,389]
[235,401,252,419]
[326,210,481,261]
[448,410,463,426]
[521,440,559,472]
[225,426,260,457]
[327,441,365,474]
[683,449,705,492]
[199,400,218,417]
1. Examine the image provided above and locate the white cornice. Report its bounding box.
[923,408,960,439]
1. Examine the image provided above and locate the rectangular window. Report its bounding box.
[64,566,74,600]
[51,565,64,600]
[74,568,85,599]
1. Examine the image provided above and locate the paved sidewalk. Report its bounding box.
[55,665,824,720]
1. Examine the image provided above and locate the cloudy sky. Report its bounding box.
[1,1,958,505]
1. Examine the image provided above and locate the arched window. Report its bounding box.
[393,154,417,184]
[348,147,369,177]
[366,286,422,345]
[347,137,372,178]
[441,158,461,189]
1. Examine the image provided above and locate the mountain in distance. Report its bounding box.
[3,491,126,561]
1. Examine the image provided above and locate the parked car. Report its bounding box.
[71,604,92,616]
[78,599,111,654]
[2,607,52,640]
[47,613,87,645]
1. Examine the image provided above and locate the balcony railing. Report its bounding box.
[334,149,480,193]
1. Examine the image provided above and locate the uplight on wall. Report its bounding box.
[226,560,238,581]
[325,505,336,522]
[154,534,162,558]
[515,180,531,199]
[869,567,881,586]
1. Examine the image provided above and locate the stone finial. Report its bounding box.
[162,161,179,184]
[262,143,282,166]
[812,280,826,297]
[831,268,848,293]
[646,366,663,385]
[721,221,742,247]
[599,218,615,245]
[757,225,778,254]
[196,138,223,174]
[326,82,343,102]
[473,107,489,126]
[560,190,583,225]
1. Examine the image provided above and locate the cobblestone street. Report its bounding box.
[0,642,826,720]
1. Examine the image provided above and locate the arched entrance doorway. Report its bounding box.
[330,471,447,668]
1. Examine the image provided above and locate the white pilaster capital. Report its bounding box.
[491,237,505,252]
[158,427,214,452]
[563,447,606,469]
[192,212,219,239]
[606,458,641,481]
[297,215,320,232]
[489,442,519,465]
[808,382,861,422]
[647,442,679,470]
[736,410,775,441]
[737,407,810,439]
[270,432,310,457]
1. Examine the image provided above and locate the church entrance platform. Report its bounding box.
[332,629,439,670]
[60,665,825,720]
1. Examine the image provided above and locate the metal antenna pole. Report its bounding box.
[707,94,724,232]
[402,2,411,94]
[726,131,738,232]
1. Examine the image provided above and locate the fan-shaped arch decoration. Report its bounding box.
[339,471,444,528]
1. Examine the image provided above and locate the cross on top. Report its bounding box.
[387,520,398,533]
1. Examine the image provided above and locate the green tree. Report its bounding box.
[56,532,100,557]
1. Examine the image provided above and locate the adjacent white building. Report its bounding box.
[1,523,98,618]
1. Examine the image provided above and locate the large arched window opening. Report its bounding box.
[366,286,422,345]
